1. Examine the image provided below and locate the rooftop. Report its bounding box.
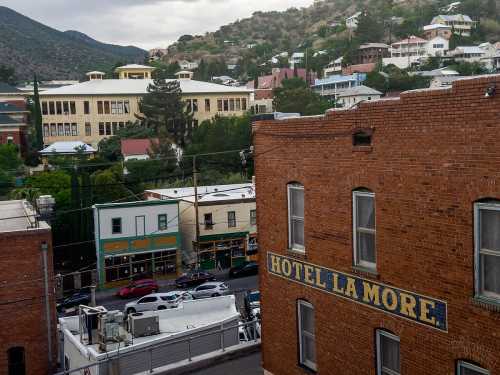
[451,46,486,55]
[59,296,239,359]
[359,43,390,49]
[337,85,382,97]
[313,73,365,87]
[392,35,427,45]
[121,138,158,156]
[0,82,23,94]
[432,14,473,23]
[115,64,155,71]
[0,200,49,233]
[39,78,252,96]
[423,23,452,31]
[40,141,97,155]
[86,71,105,76]
[146,183,255,204]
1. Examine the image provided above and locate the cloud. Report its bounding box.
[3,0,313,49]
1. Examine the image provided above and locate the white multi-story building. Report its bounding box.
[289,52,305,68]
[431,14,475,37]
[145,183,257,270]
[323,57,343,77]
[93,200,181,288]
[424,36,450,57]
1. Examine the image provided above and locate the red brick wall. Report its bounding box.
[253,76,500,375]
[0,228,57,375]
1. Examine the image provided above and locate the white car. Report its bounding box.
[189,282,230,299]
[124,291,192,314]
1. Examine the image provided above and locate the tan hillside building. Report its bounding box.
[40,65,252,147]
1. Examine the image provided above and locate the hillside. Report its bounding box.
[0,6,146,81]
[164,0,500,79]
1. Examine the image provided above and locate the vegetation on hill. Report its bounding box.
[0,6,146,81]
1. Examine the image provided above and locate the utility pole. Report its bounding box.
[41,241,53,370]
[193,155,200,268]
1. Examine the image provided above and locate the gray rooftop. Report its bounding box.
[0,82,22,94]
[337,85,382,97]
[0,200,49,233]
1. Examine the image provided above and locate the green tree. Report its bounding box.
[138,80,193,147]
[355,12,384,44]
[273,77,333,115]
[32,74,44,150]
[0,144,22,195]
[91,165,130,203]
[0,65,17,85]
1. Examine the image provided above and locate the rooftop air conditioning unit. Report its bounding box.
[128,312,160,338]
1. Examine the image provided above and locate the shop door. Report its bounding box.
[135,216,145,236]
[215,250,231,270]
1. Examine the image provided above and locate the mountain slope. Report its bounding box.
[0,6,146,81]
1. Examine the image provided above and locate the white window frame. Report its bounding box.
[297,300,316,371]
[288,183,305,252]
[376,330,400,375]
[353,190,376,270]
[457,361,489,375]
[474,202,500,301]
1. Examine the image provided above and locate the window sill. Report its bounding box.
[352,265,379,279]
[471,296,500,312]
[352,145,373,153]
[287,248,307,259]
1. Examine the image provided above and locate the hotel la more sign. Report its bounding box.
[267,252,448,332]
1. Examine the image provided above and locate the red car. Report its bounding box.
[116,279,159,299]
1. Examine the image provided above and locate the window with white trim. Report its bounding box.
[474,202,500,301]
[353,190,376,270]
[288,183,304,251]
[297,300,316,371]
[457,361,489,375]
[376,330,400,375]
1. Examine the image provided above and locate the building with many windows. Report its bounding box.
[253,75,500,374]
[145,183,257,270]
[39,65,252,148]
[431,14,475,37]
[93,200,181,289]
[312,73,366,100]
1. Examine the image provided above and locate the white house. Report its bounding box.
[289,52,305,68]
[424,36,449,57]
[431,14,475,36]
[446,46,487,63]
[145,183,257,270]
[93,200,180,288]
[337,85,382,108]
[323,57,343,77]
[346,12,362,29]
[178,60,199,71]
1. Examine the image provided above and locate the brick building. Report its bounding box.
[253,75,500,375]
[0,201,56,375]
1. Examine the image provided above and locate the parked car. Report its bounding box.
[116,279,159,299]
[229,261,259,278]
[124,291,191,314]
[244,290,261,319]
[175,271,216,288]
[57,290,91,312]
[189,282,229,299]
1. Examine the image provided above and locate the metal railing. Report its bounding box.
[54,319,260,375]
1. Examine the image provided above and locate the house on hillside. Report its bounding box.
[445,46,487,63]
[336,85,382,107]
[384,35,428,69]
[431,14,475,36]
[289,52,305,68]
[323,57,343,77]
[356,43,390,64]
[423,23,453,40]
[312,73,366,100]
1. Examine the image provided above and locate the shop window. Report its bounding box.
[474,201,500,302]
[353,189,376,271]
[288,183,304,252]
[228,211,236,228]
[204,213,213,230]
[297,300,316,371]
[376,330,400,375]
[158,214,168,231]
[250,209,257,225]
[457,361,489,375]
[112,218,122,234]
[7,347,25,375]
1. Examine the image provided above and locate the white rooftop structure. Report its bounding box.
[86,71,105,76]
[59,296,241,371]
[147,183,255,204]
[39,79,252,96]
[432,14,473,23]
[115,64,155,70]
[0,200,49,233]
[423,24,452,31]
[40,141,96,155]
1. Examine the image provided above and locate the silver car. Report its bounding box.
[190,282,230,299]
[124,291,192,314]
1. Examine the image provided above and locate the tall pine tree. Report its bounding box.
[138,79,193,147]
[32,74,44,150]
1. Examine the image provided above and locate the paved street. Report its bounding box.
[94,273,259,313]
[190,352,263,375]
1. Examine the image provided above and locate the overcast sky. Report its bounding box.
[4,0,313,50]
